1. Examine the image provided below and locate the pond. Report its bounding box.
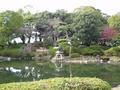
[0,60,120,87]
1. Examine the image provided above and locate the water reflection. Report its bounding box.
[0,61,65,83]
[52,61,63,72]
[8,67,21,73]
[0,60,120,87]
[2,66,41,81]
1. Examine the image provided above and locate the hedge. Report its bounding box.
[70,53,80,58]
[0,48,34,58]
[73,45,104,56]
[49,47,57,57]
[0,77,111,90]
[104,46,120,56]
[0,48,21,58]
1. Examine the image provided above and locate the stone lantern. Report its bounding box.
[55,50,64,60]
[52,47,64,62]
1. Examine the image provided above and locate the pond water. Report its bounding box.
[0,60,120,87]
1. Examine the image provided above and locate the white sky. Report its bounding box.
[0,0,120,15]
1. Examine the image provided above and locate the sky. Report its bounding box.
[0,0,120,15]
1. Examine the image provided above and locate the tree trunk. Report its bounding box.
[35,33,37,42]
[27,35,31,43]
[20,35,26,44]
[39,37,42,42]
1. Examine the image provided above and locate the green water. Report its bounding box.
[0,60,120,87]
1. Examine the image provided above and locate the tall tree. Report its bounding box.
[35,11,53,42]
[0,11,23,46]
[108,13,120,32]
[35,11,63,42]
[16,9,36,44]
[72,6,107,46]
[54,10,74,39]
[0,11,23,35]
[54,9,72,23]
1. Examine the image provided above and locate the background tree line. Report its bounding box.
[0,6,120,57]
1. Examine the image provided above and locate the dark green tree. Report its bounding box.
[0,10,23,47]
[35,11,65,46]
[72,6,107,46]
[16,10,36,44]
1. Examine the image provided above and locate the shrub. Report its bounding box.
[0,48,22,58]
[25,52,35,57]
[49,47,56,57]
[57,39,67,43]
[0,77,111,90]
[43,38,54,48]
[70,53,80,58]
[56,44,104,56]
[57,39,72,56]
[71,46,79,53]
[10,43,23,48]
[104,46,120,56]
[0,48,34,58]
[59,41,70,56]
[79,45,104,56]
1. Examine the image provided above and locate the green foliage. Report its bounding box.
[16,10,36,44]
[58,41,104,56]
[104,46,120,56]
[0,77,111,90]
[70,53,80,58]
[54,9,69,22]
[35,11,53,29]
[0,11,23,46]
[0,48,21,58]
[108,14,120,32]
[79,45,104,55]
[57,39,67,43]
[0,35,8,47]
[43,37,54,48]
[110,34,120,46]
[73,6,106,46]
[25,52,35,58]
[10,43,23,48]
[49,47,56,57]
[0,48,34,58]
[71,36,81,47]
[59,41,70,56]
[0,11,23,35]
[70,45,104,56]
